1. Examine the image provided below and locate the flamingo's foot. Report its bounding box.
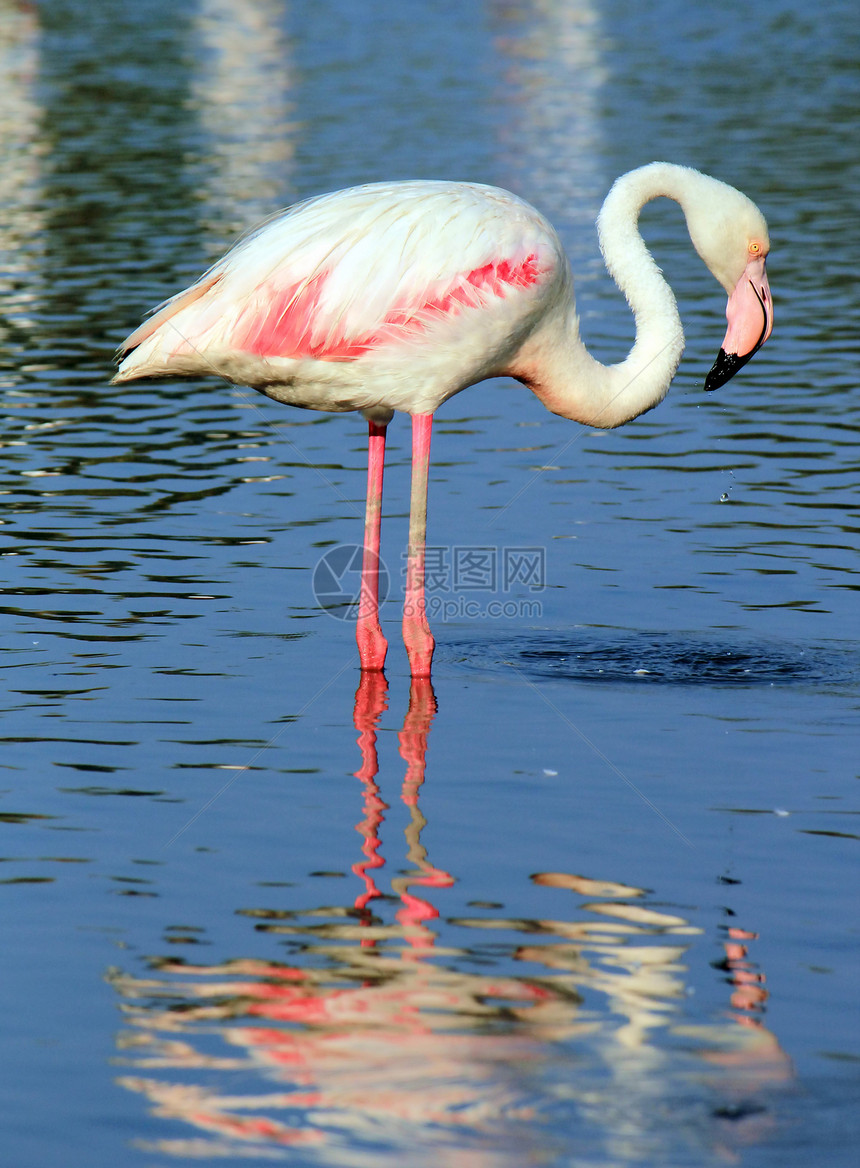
[356,618,388,672]
[403,619,435,678]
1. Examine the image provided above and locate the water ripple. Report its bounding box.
[449,631,856,688]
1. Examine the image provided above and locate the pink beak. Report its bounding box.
[705,254,773,391]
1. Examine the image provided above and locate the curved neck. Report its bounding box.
[521,164,696,429]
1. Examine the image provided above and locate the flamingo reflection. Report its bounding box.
[111,684,792,1163]
[114,678,550,1163]
[355,674,455,953]
[351,671,388,920]
[0,1,45,346]
[704,925,793,1085]
[191,0,296,235]
[352,672,455,953]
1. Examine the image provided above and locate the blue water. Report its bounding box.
[1,1,858,1165]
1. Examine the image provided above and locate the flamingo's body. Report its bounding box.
[114,163,773,676]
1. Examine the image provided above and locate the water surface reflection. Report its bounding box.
[111,678,791,1164]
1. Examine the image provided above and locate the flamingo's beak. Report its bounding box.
[705,254,773,391]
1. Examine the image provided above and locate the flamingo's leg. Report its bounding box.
[356,420,388,671]
[403,413,435,677]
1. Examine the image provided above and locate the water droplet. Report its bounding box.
[719,492,730,503]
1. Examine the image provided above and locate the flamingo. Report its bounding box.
[113,162,773,677]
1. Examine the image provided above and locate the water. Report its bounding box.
[1,1,858,1165]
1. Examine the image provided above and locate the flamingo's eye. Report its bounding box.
[749,240,762,255]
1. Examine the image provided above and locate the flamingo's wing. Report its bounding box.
[117,273,223,354]
[118,182,559,368]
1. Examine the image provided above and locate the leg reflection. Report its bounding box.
[351,674,453,955]
[351,671,389,926]
[394,678,454,955]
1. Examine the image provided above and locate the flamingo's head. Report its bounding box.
[683,175,774,390]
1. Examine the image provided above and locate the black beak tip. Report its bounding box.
[705,348,745,392]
